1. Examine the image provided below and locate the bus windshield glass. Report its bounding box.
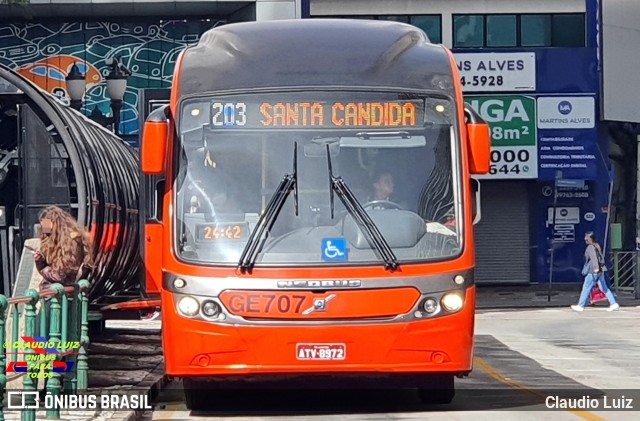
[175,91,462,266]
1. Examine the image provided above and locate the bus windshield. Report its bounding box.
[175,91,462,266]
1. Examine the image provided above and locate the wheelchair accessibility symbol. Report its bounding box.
[321,238,348,261]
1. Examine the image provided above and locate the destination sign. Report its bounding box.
[210,100,425,129]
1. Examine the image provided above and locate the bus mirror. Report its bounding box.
[464,107,491,175]
[141,105,170,174]
[141,120,168,174]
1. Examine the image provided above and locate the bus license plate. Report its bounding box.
[296,343,346,360]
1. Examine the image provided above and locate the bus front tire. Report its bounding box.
[417,374,455,404]
[183,378,210,410]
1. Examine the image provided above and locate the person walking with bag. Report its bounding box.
[571,231,620,312]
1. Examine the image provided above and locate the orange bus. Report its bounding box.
[140,19,490,408]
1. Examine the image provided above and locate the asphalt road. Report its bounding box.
[147,305,640,421]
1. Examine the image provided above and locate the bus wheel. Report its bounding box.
[417,374,455,404]
[183,378,210,410]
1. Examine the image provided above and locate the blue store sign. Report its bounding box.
[536,179,609,283]
[536,95,600,181]
[538,130,600,180]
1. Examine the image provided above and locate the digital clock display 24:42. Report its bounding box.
[195,222,249,241]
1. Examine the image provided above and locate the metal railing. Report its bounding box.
[0,279,90,420]
[611,251,640,299]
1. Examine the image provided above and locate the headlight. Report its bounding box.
[422,298,438,314]
[178,296,199,316]
[173,278,186,289]
[453,275,465,285]
[201,301,221,318]
[441,293,464,312]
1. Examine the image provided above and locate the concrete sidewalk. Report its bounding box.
[476,283,639,309]
[90,320,165,421]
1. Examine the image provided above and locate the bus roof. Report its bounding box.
[178,19,455,97]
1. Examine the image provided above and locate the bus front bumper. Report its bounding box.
[162,286,475,377]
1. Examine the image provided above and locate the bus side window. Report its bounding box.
[143,174,165,223]
[154,179,165,221]
[471,178,481,225]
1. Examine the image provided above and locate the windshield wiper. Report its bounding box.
[238,142,298,272]
[326,145,399,271]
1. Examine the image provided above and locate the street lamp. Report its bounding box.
[65,63,86,111]
[65,57,131,136]
[105,57,130,136]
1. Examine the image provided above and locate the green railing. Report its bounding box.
[0,279,90,421]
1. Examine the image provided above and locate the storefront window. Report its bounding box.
[411,15,441,44]
[552,14,585,47]
[454,13,585,48]
[521,15,551,46]
[487,15,516,47]
[454,15,484,48]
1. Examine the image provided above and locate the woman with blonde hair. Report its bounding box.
[33,206,93,288]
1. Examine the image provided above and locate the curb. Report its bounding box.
[477,295,639,310]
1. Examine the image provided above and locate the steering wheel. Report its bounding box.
[363,200,403,210]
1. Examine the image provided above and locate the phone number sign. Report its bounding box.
[456,52,536,92]
[466,95,537,180]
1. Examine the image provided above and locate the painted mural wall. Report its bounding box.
[0,20,213,138]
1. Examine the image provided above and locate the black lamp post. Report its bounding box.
[65,57,131,136]
[65,63,86,111]
[105,57,130,136]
